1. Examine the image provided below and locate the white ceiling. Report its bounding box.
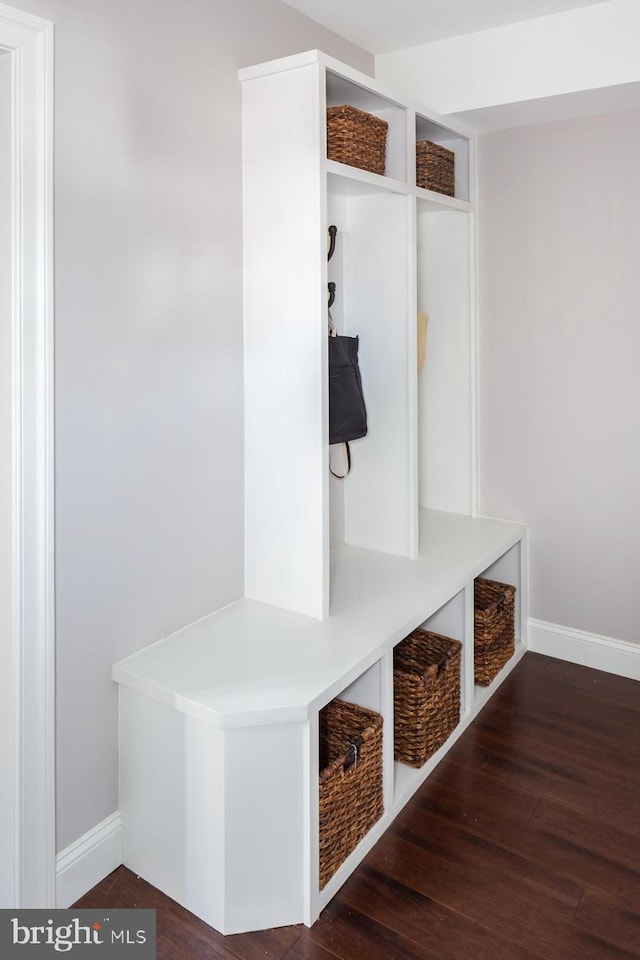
[283,0,607,55]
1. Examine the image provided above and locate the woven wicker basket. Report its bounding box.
[327,105,388,176]
[318,698,383,889]
[394,629,461,768]
[416,140,455,196]
[474,578,516,685]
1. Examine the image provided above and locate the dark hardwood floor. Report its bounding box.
[74,653,640,959]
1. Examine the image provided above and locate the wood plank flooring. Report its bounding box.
[74,653,640,959]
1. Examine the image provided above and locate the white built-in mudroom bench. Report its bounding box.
[113,51,528,937]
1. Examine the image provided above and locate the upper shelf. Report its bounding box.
[240,49,473,207]
[325,160,410,197]
[113,510,526,730]
[326,160,471,212]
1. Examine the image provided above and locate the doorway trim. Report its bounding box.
[0,1,55,907]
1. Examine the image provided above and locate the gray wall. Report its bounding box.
[478,110,640,645]
[8,0,372,853]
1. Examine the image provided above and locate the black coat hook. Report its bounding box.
[328,225,337,262]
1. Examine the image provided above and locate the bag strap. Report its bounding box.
[329,441,351,479]
[328,225,351,480]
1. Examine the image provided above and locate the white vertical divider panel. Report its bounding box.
[406,111,420,557]
[463,585,476,713]
[406,108,417,186]
[468,135,479,517]
[520,533,529,650]
[328,191,348,549]
[406,196,419,558]
[243,65,328,619]
[304,710,319,927]
[341,193,413,558]
[380,649,395,825]
[418,210,473,515]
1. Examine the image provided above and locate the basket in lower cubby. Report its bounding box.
[393,629,462,768]
[318,698,383,890]
[474,577,516,685]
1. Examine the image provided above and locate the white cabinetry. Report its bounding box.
[113,50,528,937]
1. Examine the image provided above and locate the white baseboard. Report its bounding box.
[56,812,122,908]
[528,618,640,681]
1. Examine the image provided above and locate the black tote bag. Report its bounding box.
[328,334,367,446]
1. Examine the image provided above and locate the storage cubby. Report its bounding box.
[392,589,466,806]
[474,541,526,709]
[417,206,474,517]
[326,70,408,183]
[415,114,470,202]
[328,190,415,560]
[479,542,522,623]
[317,696,383,890]
[478,540,523,648]
[418,588,469,705]
[327,654,395,810]
[393,629,462,766]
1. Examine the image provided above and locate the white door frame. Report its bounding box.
[0,2,55,907]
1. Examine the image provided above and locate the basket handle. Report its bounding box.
[343,736,363,772]
[435,654,449,673]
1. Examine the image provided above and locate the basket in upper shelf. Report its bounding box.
[474,578,516,685]
[318,698,383,889]
[393,629,461,768]
[326,105,388,176]
[416,140,455,196]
